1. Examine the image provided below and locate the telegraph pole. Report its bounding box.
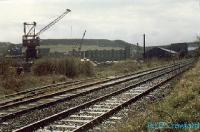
[70,26,72,38]
[136,42,139,60]
[143,34,146,60]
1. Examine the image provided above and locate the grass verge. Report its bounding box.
[108,58,200,132]
[96,58,172,78]
[0,58,175,97]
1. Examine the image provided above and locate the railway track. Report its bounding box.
[0,77,100,106]
[0,59,187,105]
[0,63,173,105]
[0,60,188,126]
[0,66,160,107]
[14,59,193,132]
[0,59,193,132]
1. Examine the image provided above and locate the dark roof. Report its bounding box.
[188,47,199,51]
[159,47,177,54]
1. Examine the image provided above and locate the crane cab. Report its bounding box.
[22,36,40,48]
[22,9,71,61]
[22,22,40,61]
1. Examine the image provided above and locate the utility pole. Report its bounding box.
[136,42,139,60]
[143,34,146,60]
[70,26,72,38]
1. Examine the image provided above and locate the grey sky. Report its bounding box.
[0,0,200,46]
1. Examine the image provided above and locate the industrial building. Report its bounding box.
[146,47,177,59]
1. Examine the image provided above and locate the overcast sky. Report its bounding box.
[0,0,200,46]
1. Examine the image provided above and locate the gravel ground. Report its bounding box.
[0,64,189,132]
[36,67,185,132]
[90,71,184,132]
[0,78,100,105]
[0,67,167,131]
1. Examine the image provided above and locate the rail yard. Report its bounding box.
[0,58,196,131]
[1,1,200,132]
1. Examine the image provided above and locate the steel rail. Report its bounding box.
[0,59,188,103]
[0,66,170,110]
[0,60,190,123]
[0,81,80,106]
[0,60,186,109]
[0,77,99,105]
[0,80,78,100]
[0,59,188,106]
[73,62,192,132]
[12,60,194,132]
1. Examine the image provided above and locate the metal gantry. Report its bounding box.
[22,9,71,61]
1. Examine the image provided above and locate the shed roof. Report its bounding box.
[158,47,177,54]
[188,47,199,51]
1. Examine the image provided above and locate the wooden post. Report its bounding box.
[143,34,146,60]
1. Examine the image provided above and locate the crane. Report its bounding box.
[78,30,86,53]
[23,9,71,61]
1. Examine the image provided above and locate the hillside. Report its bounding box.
[39,39,140,52]
[0,42,14,54]
[40,39,135,47]
[0,39,141,53]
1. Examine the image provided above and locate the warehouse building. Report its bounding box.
[146,47,177,59]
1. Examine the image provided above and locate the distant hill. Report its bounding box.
[0,39,142,53]
[39,39,141,53]
[0,42,14,54]
[0,42,14,46]
[40,39,138,48]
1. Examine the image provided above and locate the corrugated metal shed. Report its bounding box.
[159,47,177,54]
[188,47,198,51]
[146,47,177,59]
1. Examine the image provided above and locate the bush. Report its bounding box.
[80,61,95,76]
[0,59,17,76]
[1,66,24,91]
[64,57,79,78]
[2,76,23,91]
[32,59,55,76]
[32,57,95,78]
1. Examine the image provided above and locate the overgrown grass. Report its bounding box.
[0,73,68,96]
[0,57,95,96]
[0,59,69,96]
[0,59,22,91]
[108,58,200,132]
[0,58,175,97]
[32,57,95,77]
[0,58,17,76]
[96,58,172,78]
